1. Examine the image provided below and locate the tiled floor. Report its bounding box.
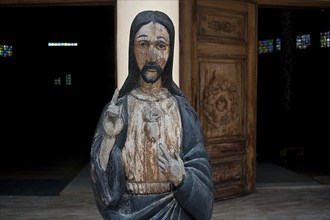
[1,163,329,220]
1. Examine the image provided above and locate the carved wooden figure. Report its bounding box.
[90,10,214,220]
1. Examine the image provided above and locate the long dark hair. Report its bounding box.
[118,10,184,98]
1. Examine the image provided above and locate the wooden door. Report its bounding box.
[180,0,257,200]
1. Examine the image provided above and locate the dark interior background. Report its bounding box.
[0,6,116,171]
[0,5,329,193]
[257,7,330,174]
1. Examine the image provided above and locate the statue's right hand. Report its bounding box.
[105,88,122,118]
[103,88,124,136]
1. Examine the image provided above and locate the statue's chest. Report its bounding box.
[122,94,182,184]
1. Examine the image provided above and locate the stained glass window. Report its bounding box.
[320,31,330,48]
[65,74,72,85]
[275,38,281,51]
[296,34,310,49]
[54,74,72,86]
[54,77,61,85]
[258,39,274,54]
[0,44,13,57]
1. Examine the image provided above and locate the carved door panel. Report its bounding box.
[180,0,257,200]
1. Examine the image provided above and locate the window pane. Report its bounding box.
[0,44,13,57]
[296,34,311,49]
[258,39,274,54]
[320,31,330,48]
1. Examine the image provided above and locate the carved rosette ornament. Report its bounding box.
[203,71,239,128]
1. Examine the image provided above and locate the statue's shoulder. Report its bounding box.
[173,94,192,108]
[173,94,200,122]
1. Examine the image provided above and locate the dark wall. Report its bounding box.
[257,8,330,171]
[0,6,116,167]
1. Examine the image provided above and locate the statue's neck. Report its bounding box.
[139,78,162,94]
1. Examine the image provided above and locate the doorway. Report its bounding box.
[256,7,330,184]
[0,5,116,195]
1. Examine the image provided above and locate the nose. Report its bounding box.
[148,45,156,62]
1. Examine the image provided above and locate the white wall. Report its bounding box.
[116,0,179,88]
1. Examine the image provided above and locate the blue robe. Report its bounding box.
[91,94,214,220]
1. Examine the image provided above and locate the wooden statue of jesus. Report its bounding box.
[90,10,214,220]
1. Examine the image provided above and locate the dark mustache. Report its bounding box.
[141,62,162,72]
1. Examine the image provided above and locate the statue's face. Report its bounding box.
[134,22,170,83]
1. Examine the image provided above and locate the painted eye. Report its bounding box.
[156,42,167,50]
[138,41,148,48]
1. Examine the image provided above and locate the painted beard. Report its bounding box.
[140,62,163,83]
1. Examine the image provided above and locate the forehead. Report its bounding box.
[135,22,169,40]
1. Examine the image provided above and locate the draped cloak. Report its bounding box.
[90,92,214,220]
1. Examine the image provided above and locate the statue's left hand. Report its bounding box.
[158,143,185,186]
